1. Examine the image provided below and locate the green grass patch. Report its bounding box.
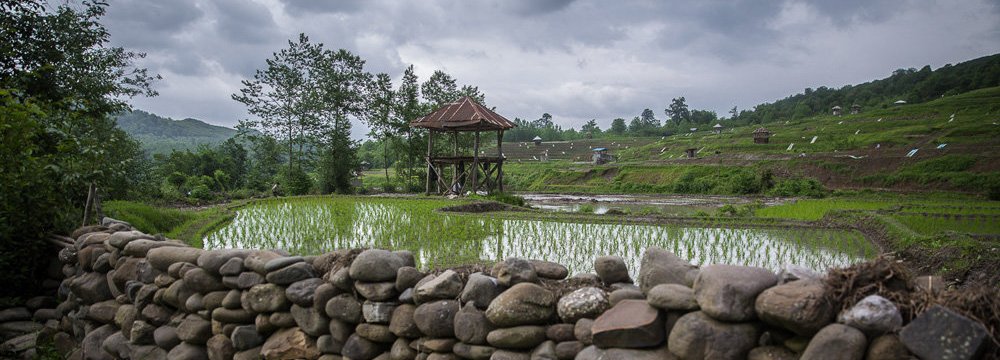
[104,200,239,247]
[755,199,896,221]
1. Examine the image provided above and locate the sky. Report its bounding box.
[104,0,1000,140]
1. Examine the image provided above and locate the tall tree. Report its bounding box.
[665,97,690,124]
[395,65,423,189]
[581,119,600,138]
[421,70,458,108]
[610,118,627,134]
[363,73,396,184]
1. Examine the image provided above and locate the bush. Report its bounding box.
[189,184,213,201]
[279,167,313,196]
[578,204,595,213]
[768,178,827,198]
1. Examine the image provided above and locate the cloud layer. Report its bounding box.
[104,0,1000,138]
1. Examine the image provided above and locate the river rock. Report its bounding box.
[184,268,227,293]
[100,331,130,359]
[362,301,396,324]
[899,305,989,360]
[414,300,460,338]
[154,326,180,350]
[607,288,644,306]
[108,230,155,249]
[357,323,396,344]
[454,302,494,345]
[219,258,245,276]
[261,327,321,360]
[531,260,568,280]
[594,256,632,285]
[453,342,494,360]
[647,283,698,311]
[212,307,255,324]
[342,333,384,360]
[485,283,556,327]
[312,283,340,309]
[591,299,664,349]
[350,249,405,282]
[244,284,289,313]
[266,261,316,285]
[396,266,424,291]
[123,239,185,257]
[69,272,113,304]
[747,346,798,360]
[0,308,31,323]
[667,311,759,359]
[178,316,213,345]
[866,334,910,360]
[230,325,264,351]
[206,334,234,360]
[460,272,500,310]
[167,342,209,360]
[292,304,330,337]
[487,326,547,350]
[837,294,902,337]
[638,247,698,293]
[244,251,283,275]
[800,324,867,360]
[493,258,538,286]
[263,255,303,272]
[386,304,419,338]
[286,278,325,306]
[693,264,777,322]
[755,279,835,336]
[236,272,264,289]
[325,293,363,324]
[87,299,119,323]
[574,318,594,345]
[329,268,353,291]
[415,270,463,302]
[198,249,254,275]
[556,287,609,323]
[356,281,399,301]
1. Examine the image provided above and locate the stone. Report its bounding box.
[330,268,353,291]
[460,272,500,310]
[487,326,548,350]
[264,256,304,273]
[285,278,325,306]
[313,283,341,309]
[87,299,119,323]
[269,312,297,328]
[452,342,494,360]
[291,304,330,337]
[357,323,396,343]
[837,294,902,337]
[356,281,400,301]
[485,283,556,327]
[490,350,529,360]
[131,345,168,360]
[422,338,457,352]
[108,230,155,248]
[325,293,363,323]
[637,247,698,293]
[196,249,251,274]
[776,264,821,284]
[389,304,421,338]
[391,338,419,359]
[913,275,945,294]
[329,319,353,342]
[212,308,255,324]
[646,283,698,311]
[582,345,676,360]
[234,346,263,360]
[342,333,385,360]
[244,284,290,313]
[101,331,131,359]
[396,266,424,291]
[244,251,283,274]
[453,302,494,345]
[866,334,910,360]
[231,325,265,351]
[545,324,575,342]
[130,320,157,345]
[178,316,214,345]
[184,268,227,293]
[693,264,777,322]
[163,279,196,310]
[0,307,31,322]
[236,272,265,289]
[607,288,644,306]
[122,239,185,257]
[530,260,568,280]
[154,326,181,350]
[554,341,582,359]
[261,327,321,360]
[594,256,632,285]
[800,324,867,360]
[573,318,594,345]
[317,334,343,354]
[556,287,609,323]
[113,304,137,336]
[168,342,209,360]
[415,270,463,302]
[80,324,115,360]
[266,262,316,285]
[398,288,414,304]
[899,305,989,360]
[219,258,245,276]
[350,249,406,282]
[747,346,797,360]
[530,340,557,359]
[493,258,538,286]
[755,280,835,336]
[219,290,241,309]
[363,301,397,324]
[69,272,113,304]
[667,311,759,360]
[590,299,664,349]
[207,334,235,360]
[413,300,460,338]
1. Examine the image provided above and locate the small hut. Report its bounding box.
[850,104,861,114]
[832,106,842,116]
[712,123,724,134]
[752,127,771,144]
[532,136,542,146]
[410,97,516,195]
[592,148,613,164]
[684,148,698,158]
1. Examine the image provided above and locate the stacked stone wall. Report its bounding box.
[7,218,992,359]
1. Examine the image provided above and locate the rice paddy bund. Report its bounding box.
[203,196,876,275]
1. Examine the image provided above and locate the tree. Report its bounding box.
[665,97,690,124]
[641,108,659,127]
[421,70,458,108]
[581,119,600,138]
[729,106,738,120]
[533,113,554,128]
[363,73,396,185]
[690,109,718,125]
[610,118,627,134]
[395,65,423,190]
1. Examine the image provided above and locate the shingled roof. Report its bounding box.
[410,97,516,131]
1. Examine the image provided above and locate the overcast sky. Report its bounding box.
[105,0,1000,139]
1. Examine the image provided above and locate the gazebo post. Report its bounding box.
[425,130,435,195]
[471,131,480,194]
[452,131,459,193]
[497,130,504,193]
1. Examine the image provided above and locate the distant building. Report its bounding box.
[752,127,771,144]
[685,148,698,158]
[712,123,724,134]
[532,136,542,146]
[832,105,843,116]
[592,148,613,164]
[850,104,861,114]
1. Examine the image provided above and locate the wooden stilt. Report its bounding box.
[82,183,95,226]
[425,131,434,195]
[497,131,504,193]
[471,131,480,194]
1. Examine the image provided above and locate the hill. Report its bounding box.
[115,110,238,155]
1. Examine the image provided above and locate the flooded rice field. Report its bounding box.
[521,193,787,215]
[204,197,874,276]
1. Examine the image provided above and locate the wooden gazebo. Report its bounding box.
[410,97,516,195]
[753,127,771,144]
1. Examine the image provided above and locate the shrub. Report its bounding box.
[769,178,827,198]
[279,167,313,196]
[578,204,595,213]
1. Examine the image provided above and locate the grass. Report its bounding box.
[755,199,895,221]
[104,200,240,247]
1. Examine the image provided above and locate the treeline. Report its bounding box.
[731,53,1000,125]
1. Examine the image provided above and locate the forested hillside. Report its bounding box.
[115,110,237,154]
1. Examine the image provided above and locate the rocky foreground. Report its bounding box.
[0,218,995,359]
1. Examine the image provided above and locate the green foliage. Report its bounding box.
[577,204,595,213]
[104,201,196,235]
[769,178,827,198]
[317,128,358,194]
[115,109,237,154]
[278,166,313,196]
[486,193,526,207]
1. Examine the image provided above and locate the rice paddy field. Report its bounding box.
[203,196,875,276]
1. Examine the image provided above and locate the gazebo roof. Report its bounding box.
[410,96,516,131]
[753,127,770,134]
[713,123,723,128]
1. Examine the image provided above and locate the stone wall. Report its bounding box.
[15,219,993,359]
